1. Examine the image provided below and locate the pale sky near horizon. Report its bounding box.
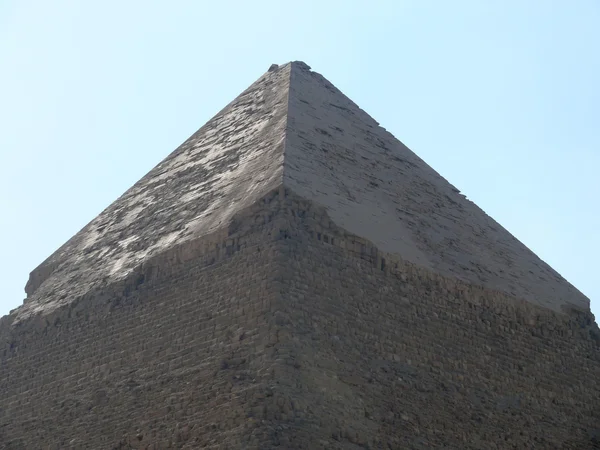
[1,1,598,319]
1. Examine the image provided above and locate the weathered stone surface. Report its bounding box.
[20,64,291,321]
[272,192,600,449]
[21,62,588,321]
[285,62,588,313]
[1,62,598,448]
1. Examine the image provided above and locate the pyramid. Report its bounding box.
[1,61,598,449]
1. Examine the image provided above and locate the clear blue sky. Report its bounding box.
[1,1,598,319]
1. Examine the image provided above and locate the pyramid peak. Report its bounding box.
[268,61,312,73]
[290,60,312,71]
[15,60,590,322]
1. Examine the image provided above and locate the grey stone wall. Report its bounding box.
[273,190,600,449]
[0,189,598,449]
[0,190,294,449]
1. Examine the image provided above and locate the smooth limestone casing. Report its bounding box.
[18,64,291,322]
[20,61,588,323]
[0,191,598,448]
[284,63,588,313]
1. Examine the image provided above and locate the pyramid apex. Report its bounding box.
[267,61,311,73]
[290,60,312,71]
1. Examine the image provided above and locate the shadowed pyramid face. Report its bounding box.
[1,62,598,450]
[21,61,588,321]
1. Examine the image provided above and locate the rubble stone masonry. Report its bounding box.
[1,190,598,449]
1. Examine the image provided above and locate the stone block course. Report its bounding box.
[0,198,292,448]
[270,192,599,448]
